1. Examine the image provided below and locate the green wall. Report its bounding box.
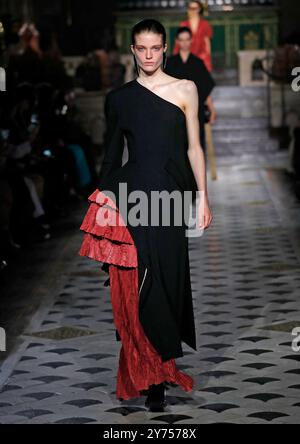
[116,10,279,70]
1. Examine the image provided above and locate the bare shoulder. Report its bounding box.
[159,77,198,112]
[165,76,195,90]
[167,78,197,100]
[175,79,198,112]
[177,79,197,95]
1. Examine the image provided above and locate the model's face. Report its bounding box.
[176,32,192,52]
[131,32,167,74]
[187,2,200,19]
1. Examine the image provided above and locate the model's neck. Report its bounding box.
[188,15,200,22]
[179,50,190,62]
[137,69,165,86]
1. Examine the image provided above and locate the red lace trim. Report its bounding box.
[78,189,195,400]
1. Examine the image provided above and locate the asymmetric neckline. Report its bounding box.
[134,78,186,118]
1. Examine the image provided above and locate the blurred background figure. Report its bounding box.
[7,22,44,88]
[166,26,216,154]
[39,30,71,90]
[107,45,126,89]
[172,1,213,72]
[75,51,103,91]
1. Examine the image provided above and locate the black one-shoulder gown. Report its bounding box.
[79,78,198,400]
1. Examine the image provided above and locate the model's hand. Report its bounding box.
[199,198,213,230]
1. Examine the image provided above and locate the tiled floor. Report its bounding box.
[0,144,300,423]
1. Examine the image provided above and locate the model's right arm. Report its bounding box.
[98,91,124,187]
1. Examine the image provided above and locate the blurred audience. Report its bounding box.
[0,79,97,270]
[0,20,125,272]
[75,52,103,91]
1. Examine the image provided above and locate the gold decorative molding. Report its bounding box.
[244,30,260,50]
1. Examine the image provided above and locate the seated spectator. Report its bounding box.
[7,83,51,240]
[75,52,102,91]
[0,129,21,266]
[39,31,72,90]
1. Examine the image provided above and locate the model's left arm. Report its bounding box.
[205,37,211,59]
[184,80,213,230]
[206,95,217,124]
[204,21,213,58]
[195,59,217,124]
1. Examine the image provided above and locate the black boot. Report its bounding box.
[145,382,167,412]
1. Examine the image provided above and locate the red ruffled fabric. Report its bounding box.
[79,189,195,400]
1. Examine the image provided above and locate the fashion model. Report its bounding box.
[79,18,213,412]
[166,26,216,152]
[173,1,213,72]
